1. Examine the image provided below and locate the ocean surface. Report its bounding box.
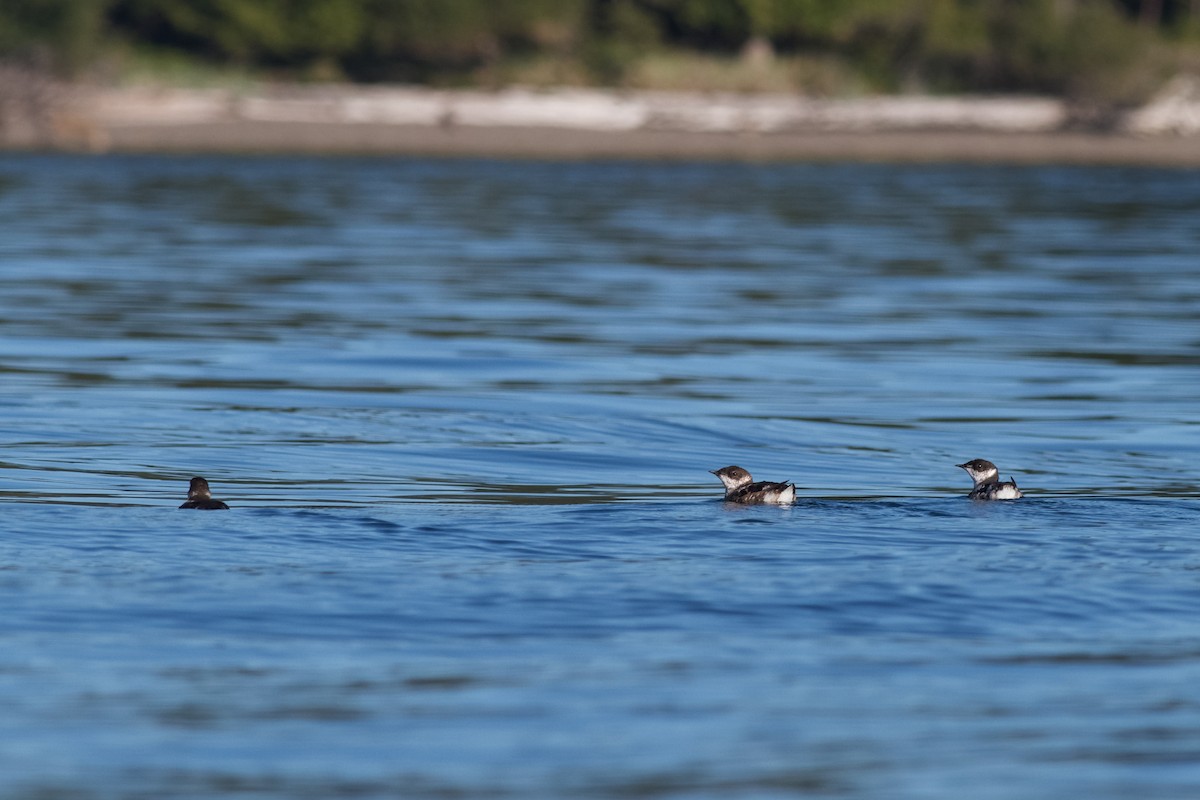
[1,154,1198,799]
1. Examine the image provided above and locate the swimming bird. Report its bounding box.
[179,476,230,510]
[956,459,1023,500]
[710,465,796,505]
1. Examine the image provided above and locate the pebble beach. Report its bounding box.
[9,78,1200,163]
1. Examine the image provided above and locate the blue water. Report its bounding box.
[1,155,1199,799]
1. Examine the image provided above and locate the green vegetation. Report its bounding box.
[2,0,1198,105]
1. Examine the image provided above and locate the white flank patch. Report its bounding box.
[989,485,1023,501]
[768,485,797,505]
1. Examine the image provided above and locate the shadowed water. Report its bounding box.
[0,155,1198,799]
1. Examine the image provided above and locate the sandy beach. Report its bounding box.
[12,82,1200,164]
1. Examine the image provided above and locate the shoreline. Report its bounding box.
[11,83,1200,165]
[78,123,1200,167]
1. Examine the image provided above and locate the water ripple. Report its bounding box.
[1,156,1199,799]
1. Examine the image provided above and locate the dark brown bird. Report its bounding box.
[179,476,230,510]
[956,459,1023,501]
[710,465,796,505]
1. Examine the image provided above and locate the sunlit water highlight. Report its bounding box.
[0,155,1198,798]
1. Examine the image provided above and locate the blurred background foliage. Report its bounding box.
[1,0,1197,105]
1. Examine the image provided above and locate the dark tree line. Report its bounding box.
[1,0,1195,100]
